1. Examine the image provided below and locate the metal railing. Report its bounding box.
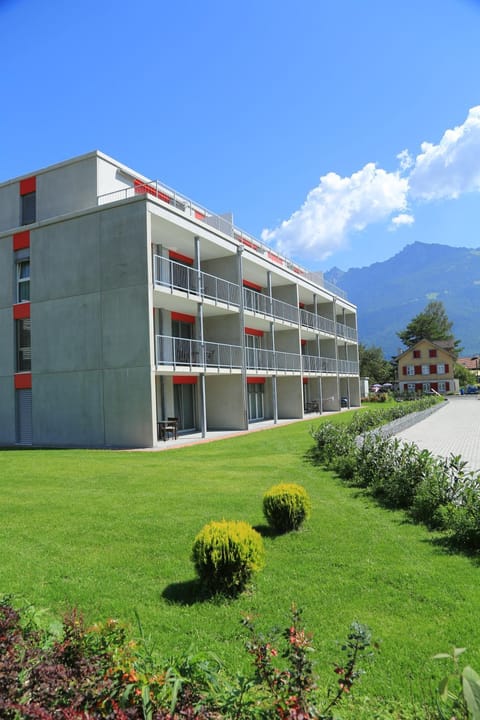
[336,322,358,342]
[302,355,337,373]
[154,256,241,307]
[300,308,336,334]
[156,335,243,370]
[156,334,359,375]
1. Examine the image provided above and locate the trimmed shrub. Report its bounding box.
[263,483,311,533]
[191,520,265,595]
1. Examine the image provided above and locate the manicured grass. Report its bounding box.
[1,411,480,713]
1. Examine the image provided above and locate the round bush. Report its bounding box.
[263,483,311,533]
[191,520,265,595]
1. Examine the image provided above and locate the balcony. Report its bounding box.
[154,256,241,308]
[156,335,243,371]
[155,335,359,376]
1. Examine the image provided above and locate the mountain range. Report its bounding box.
[324,242,480,358]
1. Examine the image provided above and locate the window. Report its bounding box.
[437,363,445,374]
[422,382,431,392]
[20,192,36,225]
[16,318,31,372]
[429,349,437,358]
[407,365,415,375]
[422,365,430,375]
[413,349,421,358]
[17,260,30,302]
[407,383,416,394]
[438,382,446,392]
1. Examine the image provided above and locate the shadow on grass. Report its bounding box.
[162,579,246,605]
[252,523,284,539]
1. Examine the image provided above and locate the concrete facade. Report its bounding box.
[0,151,360,448]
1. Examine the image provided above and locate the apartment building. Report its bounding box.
[396,339,456,395]
[0,151,360,448]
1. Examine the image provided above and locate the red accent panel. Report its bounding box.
[194,210,206,220]
[267,251,284,265]
[173,376,197,384]
[247,377,265,384]
[20,177,36,195]
[15,373,32,389]
[241,237,260,251]
[134,179,171,203]
[171,311,195,324]
[303,377,308,384]
[299,302,305,309]
[243,279,262,291]
[244,327,264,336]
[13,231,30,250]
[169,250,194,265]
[301,339,307,346]
[13,302,30,320]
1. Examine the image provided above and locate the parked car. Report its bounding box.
[465,385,479,394]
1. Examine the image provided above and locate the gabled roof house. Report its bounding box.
[396,338,457,395]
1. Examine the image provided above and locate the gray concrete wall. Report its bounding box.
[277,376,303,418]
[205,375,245,429]
[37,156,98,224]
[29,201,154,447]
[272,284,298,305]
[0,238,15,445]
[204,314,242,345]
[0,377,16,444]
[0,185,20,233]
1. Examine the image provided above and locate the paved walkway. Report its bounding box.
[394,395,480,471]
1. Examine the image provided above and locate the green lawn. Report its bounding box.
[1,413,480,713]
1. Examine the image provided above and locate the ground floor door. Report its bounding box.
[174,383,196,431]
[247,383,264,421]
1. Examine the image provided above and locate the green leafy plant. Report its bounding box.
[434,647,480,719]
[262,483,312,533]
[191,520,265,595]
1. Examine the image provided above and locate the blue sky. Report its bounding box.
[2,0,480,272]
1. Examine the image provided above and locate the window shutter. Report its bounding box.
[445,364,449,373]
[402,366,407,376]
[415,365,421,374]
[430,365,436,374]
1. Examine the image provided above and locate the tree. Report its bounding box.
[454,363,477,388]
[358,343,394,384]
[397,300,461,353]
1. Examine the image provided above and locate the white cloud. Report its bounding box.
[261,106,480,264]
[390,213,415,230]
[409,105,480,200]
[261,163,409,262]
[397,149,414,172]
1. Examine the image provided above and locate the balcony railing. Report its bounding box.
[156,335,358,376]
[336,322,358,342]
[156,335,243,370]
[300,308,336,335]
[154,256,241,308]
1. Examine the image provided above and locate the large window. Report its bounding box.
[437,363,445,374]
[422,365,430,375]
[16,318,31,372]
[21,192,36,226]
[406,365,415,375]
[17,259,30,302]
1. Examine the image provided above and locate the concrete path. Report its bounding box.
[394,395,480,471]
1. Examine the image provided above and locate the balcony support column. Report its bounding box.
[237,246,248,429]
[267,271,278,424]
[195,236,207,438]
